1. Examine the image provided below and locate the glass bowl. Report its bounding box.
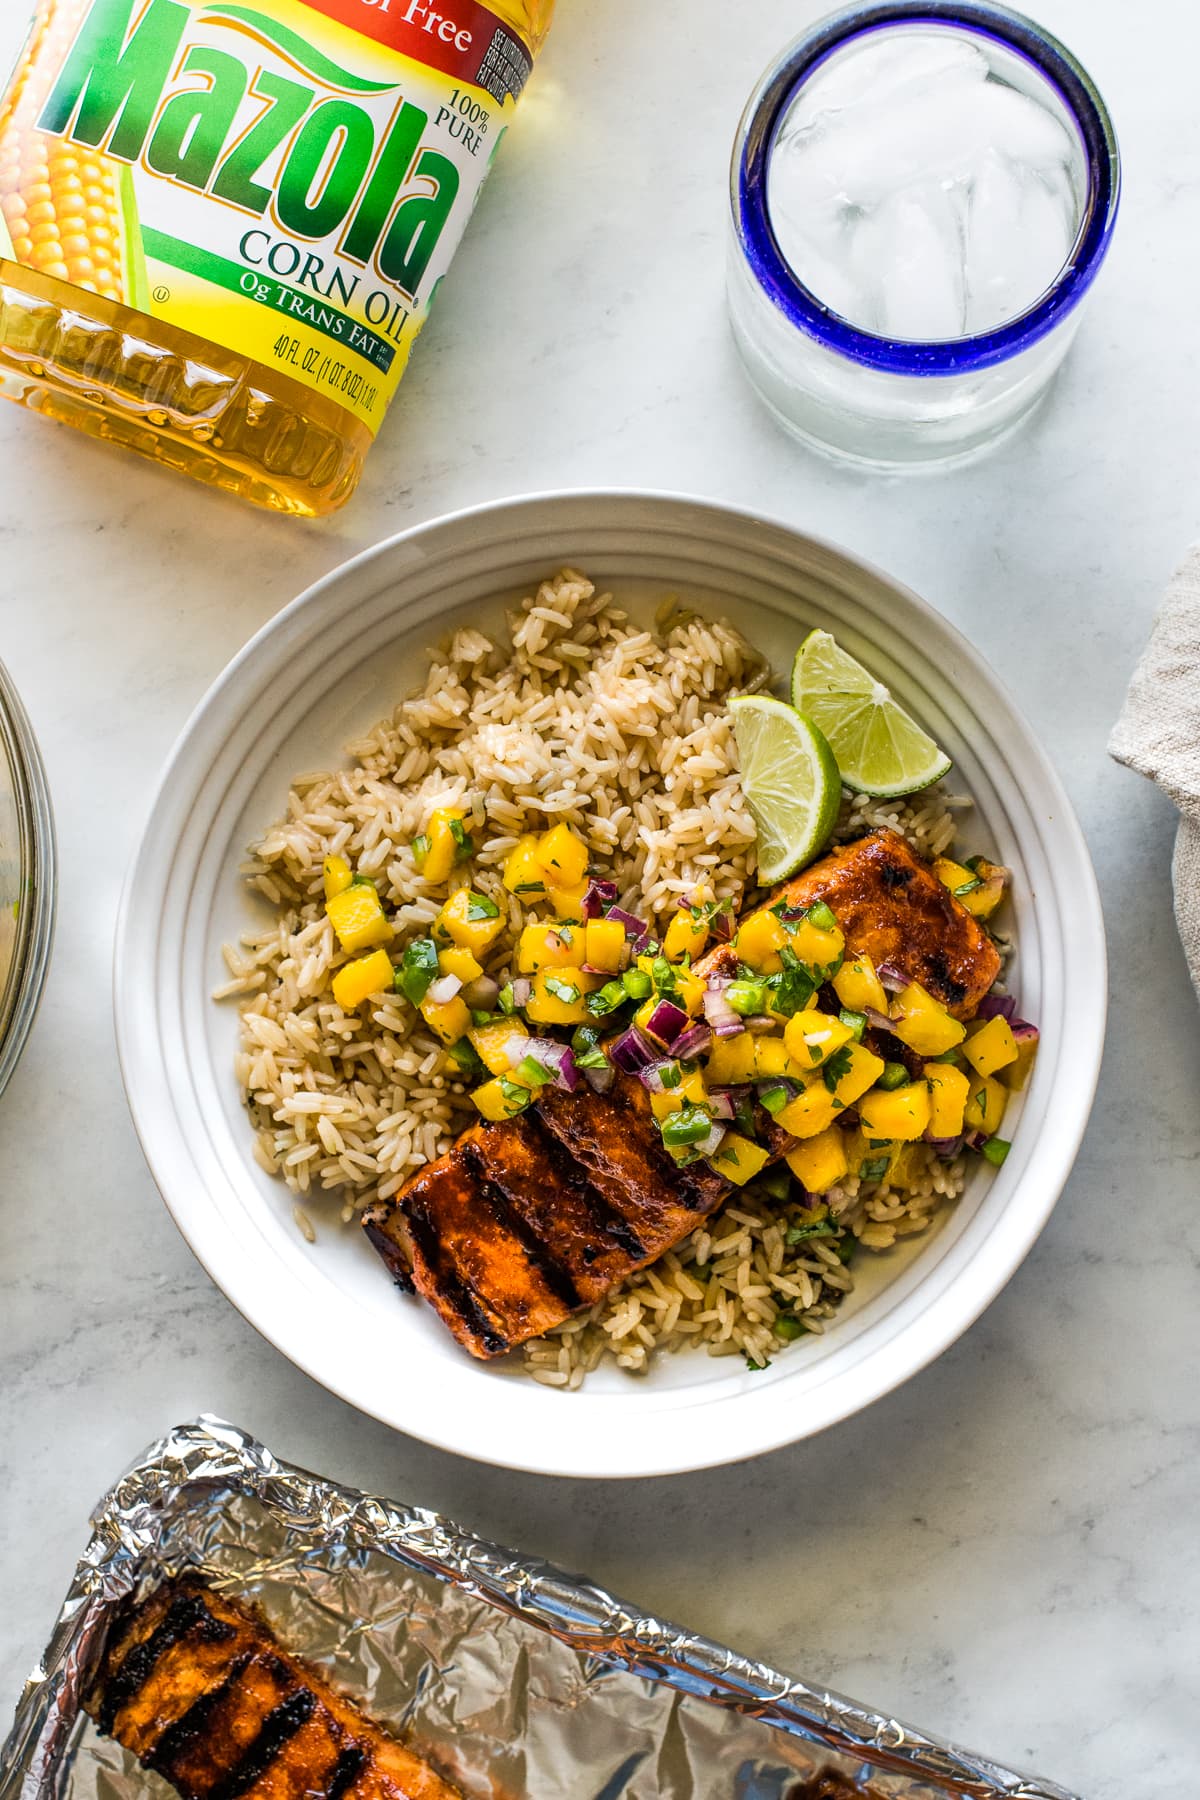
[0,657,56,1097]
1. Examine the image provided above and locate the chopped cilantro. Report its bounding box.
[651,955,677,994]
[769,946,818,1017]
[466,891,500,921]
[953,877,981,896]
[785,1221,837,1246]
[445,1037,484,1078]
[396,937,439,1005]
[587,980,628,1017]
[745,1355,771,1371]
[349,873,377,889]
[772,1315,807,1341]
[448,817,474,863]
[860,1155,890,1183]
[411,834,430,870]
[545,975,580,1004]
[822,1045,855,1091]
[498,1077,531,1110]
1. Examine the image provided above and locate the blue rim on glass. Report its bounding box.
[731,1,1121,376]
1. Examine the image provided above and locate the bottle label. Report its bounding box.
[0,0,532,434]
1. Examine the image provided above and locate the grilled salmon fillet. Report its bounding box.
[363,828,1000,1359]
[86,1576,458,1800]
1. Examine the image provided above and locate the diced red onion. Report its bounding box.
[584,1062,615,1095]
[696,1121,727,1160]
[607,906,648,941]
[744,1014,778,1034]
[863,1006,895,1034]
[644,998,689,1046]
[927,1134,964,1159]
[673,1021,712,1060]
[582,878,619,920]
[710,907,735,943]
[639,1059,683,1093]
[427,973,462,1005]
[505,1034,578,1092]
[460,975,499,1010]
[706,1088,740,1121]
[1011,1019,1040,1044]
[876,961,908,993]
[510,977,532,1008]
[964,1129,989,1153]
[609,1025,658,1073]
[702,984,743,1037]
[976,993,1017,1022]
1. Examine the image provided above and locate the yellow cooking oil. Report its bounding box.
[0,0,554,515]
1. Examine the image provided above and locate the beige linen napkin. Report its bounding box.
[1110,545,1200,995]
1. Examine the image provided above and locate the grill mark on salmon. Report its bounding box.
[362,828,1002,1359]
[87,1578,460,1800]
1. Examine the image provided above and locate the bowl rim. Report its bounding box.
[0,657,57,1100]
[113,487,1107,1477]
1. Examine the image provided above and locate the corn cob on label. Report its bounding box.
[0,0,533,432]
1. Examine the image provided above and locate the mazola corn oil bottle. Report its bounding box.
[0,0,554,514]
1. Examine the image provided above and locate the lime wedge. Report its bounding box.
[791,629,951,798]
[728,695,841,884]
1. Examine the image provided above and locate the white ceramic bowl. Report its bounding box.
[114,491,1105,1478]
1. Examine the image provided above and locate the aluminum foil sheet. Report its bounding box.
[1,1418,1078,1800]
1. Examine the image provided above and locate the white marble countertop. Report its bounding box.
[2,1,1198,1795]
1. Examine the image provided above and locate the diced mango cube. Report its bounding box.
[524,967,597,1025]
[420,993,472,1044]
[517,921,580,973]
[535,823,589,888]
[783,1008,855,1070]
[502,834,547,897]
[438,945,483,985]
[331,948,393,1011]
[735,908,789,972]
[965,1072,1008,1134]
[704,1033,757,1084]
[777,1082,843,1139]
[710,1132,770,1186]
[422,807,469,884]
[434,889,506,954]
[890,982,966,1056]
[472,1076,530,1121]
[789,914,845,970]
[322,854,353,901]
[833,953,887,1015]
[326,883,393,953]
[663,909,709,962]
[828,1041,886,1106]
[925,1062,971,1138]
[963,1015,1018,1078]
[650,1068,708,1120]
[1002,1029,1039,1091]
[584,918,627,973]
[753,1035,808,1080]
[469,1017,528,1074]
[546,882,589,921]
[859,1081,931,1141]
[786,1125,849,1194]
[673,964,706,1016]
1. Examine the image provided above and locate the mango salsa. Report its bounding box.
[326,882,393,953]
[734,908,789,972]
[420,992,472,1044]
[833,953,886,1015]
[434,888,506,954]
[963,1014,1018,1078]
[776,1082,841,1140]
[789,912,845,971]
[524,967,598,1025]
[783,1008,855,1069]
[422,806,470,884]
[859,1081,931,1141]
[472,1076,531,1121]
[502,834,547,897]
[650,1068,708,1120]
[663,908,709,962]
[546,881,589,920]
[889,982,966,1056]
[469,1017,529,1075]
[786,1126,849,1194]
[925,1062,970,1138]
[711,1133,770,1186]
[331,948,393,1011]
[705,1033,758,1084]
[322,853,353,901]
[535,823,589,888]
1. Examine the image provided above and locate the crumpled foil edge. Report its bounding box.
[0,1417,1079,1800]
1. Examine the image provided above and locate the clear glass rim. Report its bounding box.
[0,658,56,1099]
[730,0,1122,375]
